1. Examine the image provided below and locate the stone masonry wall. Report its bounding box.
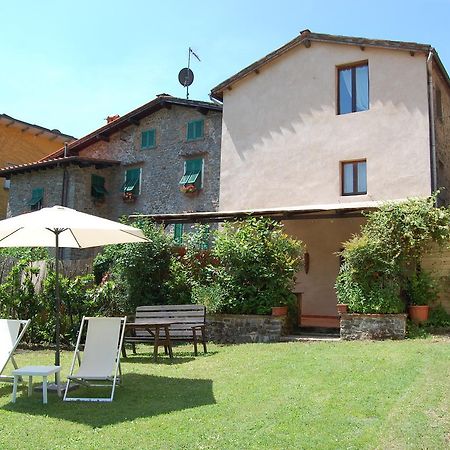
[206,314,287,344]
[340,313,407,340]
[8,104,222,222]
[434,63,450,206]
[78,104,222,220]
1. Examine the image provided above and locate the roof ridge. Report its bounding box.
[210,30,437,100]
[41,95,222,160]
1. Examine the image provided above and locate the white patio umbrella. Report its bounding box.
[0,205,148,368]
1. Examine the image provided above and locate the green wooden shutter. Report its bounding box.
[187,120,204,140]
[91,175,107,198]
[29,188,43,210]
[179,159,203,186]
[123,168,141,194]
[195,120,204,138]
[141,131,148,148]
[141,129,156,149]
[174,224,184,244]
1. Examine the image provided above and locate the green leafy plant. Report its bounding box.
[405,270,438,306]
[191,283,227,314]
[336,195,450,314]
[426,304,450,328]
[93,217,174,311]
[209,218,304,314]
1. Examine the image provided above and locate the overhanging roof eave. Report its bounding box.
[129,200,400,224]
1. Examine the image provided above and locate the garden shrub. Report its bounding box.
[93,217,174,311]
[336,195,450,313]
[209,218,304,314]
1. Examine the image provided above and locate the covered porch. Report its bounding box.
[131,201,387,329]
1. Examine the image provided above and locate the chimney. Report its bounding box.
[106,114,120,123]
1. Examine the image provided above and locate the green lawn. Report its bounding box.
[0,338,449,449]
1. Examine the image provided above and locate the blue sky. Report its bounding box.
[1,0,449,137]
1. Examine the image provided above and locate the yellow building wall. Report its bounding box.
[422,248,450,313]
[0,123,68,218]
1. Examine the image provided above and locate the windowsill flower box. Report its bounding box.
[180,184,198,194]
[122,192,137,203]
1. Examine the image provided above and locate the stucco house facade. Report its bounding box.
[210,30,450,328]
[0,95,222,248]
[0,114,75,218]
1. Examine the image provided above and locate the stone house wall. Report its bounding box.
[7,104,222,222]
[434,63,450,206]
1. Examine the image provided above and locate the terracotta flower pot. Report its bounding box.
[408,305,429,324]
[272,306,288,316]
[337,303,348,315]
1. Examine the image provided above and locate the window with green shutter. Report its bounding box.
[91,174,107,199]
[29,188,43,211]
[141,129,156,149]
[174,223,184,244]
[187,119,204,141]
[122,168,141,195]
[179,158,203,189]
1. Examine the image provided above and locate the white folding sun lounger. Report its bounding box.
[0,319,31,382]
[63,316,126,402]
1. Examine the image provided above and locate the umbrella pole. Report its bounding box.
[55,232,61,370]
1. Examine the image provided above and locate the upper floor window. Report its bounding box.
[29,188,43,211]
[338,62,369,115]
[187,119,204,141]
[122,168,142,196]
[342,160,367,196]
[141,129,156,149]
[179,158,203,190]
[91,174,107,199]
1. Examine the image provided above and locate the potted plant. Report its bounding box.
[272,300,289,316]
[336,303,348,315]
[406,270,438,323]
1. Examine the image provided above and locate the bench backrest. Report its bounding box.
[135,305,206,339]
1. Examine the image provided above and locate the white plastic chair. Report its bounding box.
[63,316,127,402]
[0,319,31,382]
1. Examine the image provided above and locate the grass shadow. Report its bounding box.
[123,348,218,365]
[3,373,215,428]
[123,355,196,365]
[0,382,14,397]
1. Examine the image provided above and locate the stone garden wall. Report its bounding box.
[206,314,287,344]
[340,313,407,340]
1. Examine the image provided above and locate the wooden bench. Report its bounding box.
[125,305,207,356]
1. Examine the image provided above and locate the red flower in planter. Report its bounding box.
[122,192,136,202]
[180,184,197,194]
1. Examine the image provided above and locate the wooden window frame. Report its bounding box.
[337,61,369,115]
[341,159,367,196]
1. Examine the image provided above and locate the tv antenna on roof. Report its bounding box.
[178,47,201,99]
